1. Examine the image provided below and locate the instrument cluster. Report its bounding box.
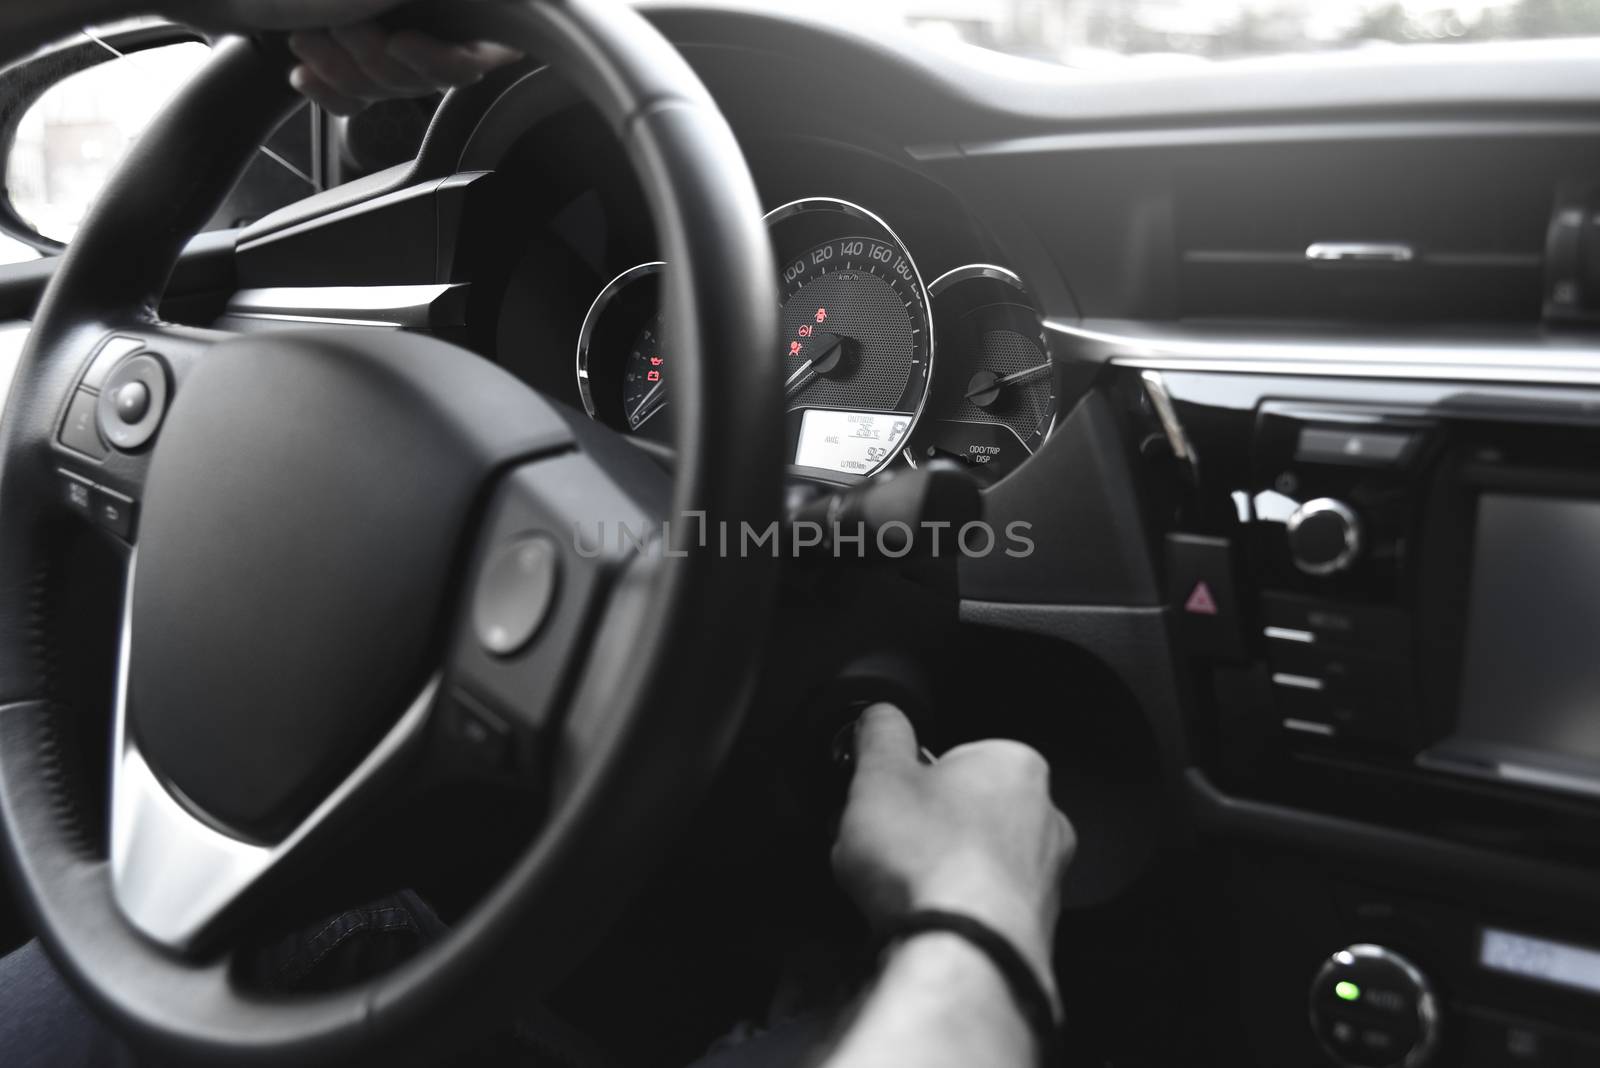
[575,195,1061,485]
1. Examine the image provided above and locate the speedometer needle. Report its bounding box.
[785,332,857,400]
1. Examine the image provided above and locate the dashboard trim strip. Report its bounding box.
[1048,320,1600,387]
[225,284,467,329]
[1284,718,1336,737]
[921,118,1600,161]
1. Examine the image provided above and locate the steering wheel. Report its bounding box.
[0,1,779,1063]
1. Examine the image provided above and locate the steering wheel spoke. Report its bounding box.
[436,447,664,787]
[105,345,673,951]
[110,666,443,953]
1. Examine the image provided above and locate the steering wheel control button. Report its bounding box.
[112,381,152,423]
[57,468,138,539]
[1310,945,1439,1068]
[474,535,560,657]
[79,335,144,391]
[448,689,515,773]
[97,354,170,451]
[92,486,137,540]
[59,470,95,518]
[59,389,109,459]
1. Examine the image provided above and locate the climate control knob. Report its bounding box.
[1309,944,1439,1067]
[1288,498,1362,576]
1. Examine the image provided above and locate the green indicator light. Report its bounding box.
[1335,981,1361,1002]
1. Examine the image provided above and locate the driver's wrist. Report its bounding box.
[909,862,1059,1009]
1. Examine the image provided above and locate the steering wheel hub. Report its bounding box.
[128,330,571,840]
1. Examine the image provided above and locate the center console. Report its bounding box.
[1220,389,1600,799]
[1130,361,1600,1067]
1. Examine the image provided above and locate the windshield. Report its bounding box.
[862,0,1600,66]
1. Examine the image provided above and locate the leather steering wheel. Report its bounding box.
[0,2,780,1063]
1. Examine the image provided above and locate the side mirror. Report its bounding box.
[0,24,210,254]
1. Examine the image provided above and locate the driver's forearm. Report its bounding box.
[823,933,1037,1068]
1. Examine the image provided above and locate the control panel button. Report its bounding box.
[1270,644,1416,746]
[1262,595,1411,657]
[1297,427,1414,467]
[1310,944,1439,1068]
[59,389,108,459]
[96,353,169,452]
[1288,498,1363,576]
[472,535,560,657]
[1167,533,1243,659]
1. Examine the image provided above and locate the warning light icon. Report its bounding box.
[1184,581,1219,616]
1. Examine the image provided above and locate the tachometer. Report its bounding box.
[576,261,671,440]
[767,198,933,479]
[620,315,668,432]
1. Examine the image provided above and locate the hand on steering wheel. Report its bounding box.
[285,26,521,113]
[163,0,524,114]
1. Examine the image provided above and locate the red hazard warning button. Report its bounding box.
[1167,533,1242,658]
[1185,581,1219,616]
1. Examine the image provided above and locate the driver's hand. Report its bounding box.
[832,703,1075,1001]
[163,1,522,115]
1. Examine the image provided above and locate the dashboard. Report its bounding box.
[452,76,1073,489]
[171,7,1600,1065]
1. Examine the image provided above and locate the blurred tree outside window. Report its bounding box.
[879,0,1600,67]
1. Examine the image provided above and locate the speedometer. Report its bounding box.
[767,198,933,479]
[575,198,933,479]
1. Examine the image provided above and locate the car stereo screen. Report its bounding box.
[1451,494,1600,782]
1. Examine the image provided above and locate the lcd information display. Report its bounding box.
[1481,927,1600,998]
[794,410,909,475]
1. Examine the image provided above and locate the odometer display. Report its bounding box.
[794,409,911,475]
